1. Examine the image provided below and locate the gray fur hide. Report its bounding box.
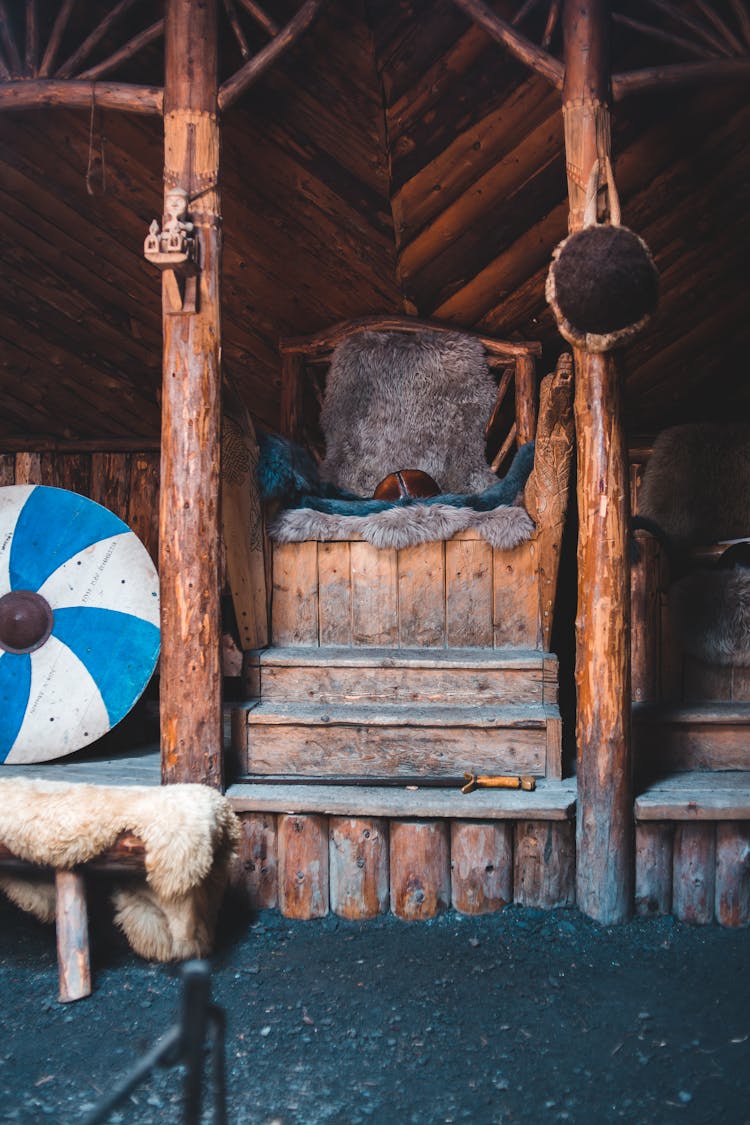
[670,563,750,667]
[319,330,499,496]
[638,424,750,545]
[270,502,534,551]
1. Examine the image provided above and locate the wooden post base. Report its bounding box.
[55,870,92,1003]
[329,817,389,919]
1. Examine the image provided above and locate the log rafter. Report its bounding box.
[0,0,744,113]
[0,0,327,115]
[452,0,750,98]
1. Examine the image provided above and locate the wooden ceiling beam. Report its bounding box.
[0,1,22,77]
[218,0,326,111]
[25,0,37,76]
[38,0,75,77]
[729,0,750,49]
[613,56,750,98]
[450,0,564,88]
[694,0,746,54]
[56,0,140,78]
[0,79,162,114]
[78,20,164,82]
[642,0,736,57]
[236,0,280,37]
[612,12,720,59]
[223,0,251,60]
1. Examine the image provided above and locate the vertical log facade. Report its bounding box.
[563,0,633,922]
[160,0,223,786]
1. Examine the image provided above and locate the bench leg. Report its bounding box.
[55,870,92,1002]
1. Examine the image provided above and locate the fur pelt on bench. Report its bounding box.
[0,779,240,961]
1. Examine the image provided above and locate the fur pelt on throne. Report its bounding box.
[0,779,240,962]
[258,431,536,550]
[260,328,538,549]
[319,330,500,496]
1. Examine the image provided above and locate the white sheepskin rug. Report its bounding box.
[0,779,240,962]
[270,501,535,550]
[319,330,499,496]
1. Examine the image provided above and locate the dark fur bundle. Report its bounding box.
[638,424,750,547]
[550,226,658,335]
[669,546,750,666]
[257,429,534,517]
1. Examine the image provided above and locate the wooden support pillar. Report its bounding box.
[159,0,223,786]
[563,0,633,923]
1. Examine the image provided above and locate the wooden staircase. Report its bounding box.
[234,645,562,781]
[231,529,566,785]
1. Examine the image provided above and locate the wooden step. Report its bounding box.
[237,701,561,780]
[226,776,576,820]
[635,770,750,821]
[633,702,750,774]
[246,646,558,707]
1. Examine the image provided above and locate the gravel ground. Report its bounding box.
[0,893,749,1125]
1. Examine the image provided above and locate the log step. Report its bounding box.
[635,770,750,821]
[246,645,558,706]
[226,784,577,922]
[634,772,750,928]
[239,701,560,779]
[227,777,576,820]
[634,702,750,774]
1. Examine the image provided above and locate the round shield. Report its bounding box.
[0,485,160,763]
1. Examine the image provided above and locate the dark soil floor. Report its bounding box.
[0,893,749,1125]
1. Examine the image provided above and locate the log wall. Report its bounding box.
[0,448,160,563]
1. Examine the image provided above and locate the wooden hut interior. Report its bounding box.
[0,0,749,955]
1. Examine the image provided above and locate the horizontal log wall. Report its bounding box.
[0,449,159,562]
[0,5,403,445]
[231,810,575,920]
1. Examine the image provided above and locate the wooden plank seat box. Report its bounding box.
[635,772,750,927]
[226,317,576,920]
[630,439,750,926]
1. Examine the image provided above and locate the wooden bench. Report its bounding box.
[0,833,146,1002]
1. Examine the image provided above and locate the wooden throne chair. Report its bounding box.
[236,316,575,789]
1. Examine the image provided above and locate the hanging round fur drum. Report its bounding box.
[546,161,658,352]
[0,486,160,764]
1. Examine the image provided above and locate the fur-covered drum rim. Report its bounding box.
[545,226,657,353]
